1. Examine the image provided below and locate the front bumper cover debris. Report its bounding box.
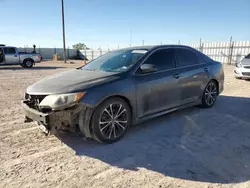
[22,101,94,138]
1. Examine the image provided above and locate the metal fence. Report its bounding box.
[188,40,250,64]
[80,49,110,60]
[80,40,250,64]
[18,47,77,60]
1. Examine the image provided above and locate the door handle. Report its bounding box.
[14,54,18,57]
[173,73,180,79]
[204,67,208,72]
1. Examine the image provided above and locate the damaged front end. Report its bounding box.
[22,93,93,138]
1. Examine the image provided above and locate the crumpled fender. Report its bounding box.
[78,103,94,138]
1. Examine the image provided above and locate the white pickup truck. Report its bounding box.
[0,45,42,68]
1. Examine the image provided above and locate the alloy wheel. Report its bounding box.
[205,82,217,106]
[99,103,128,139]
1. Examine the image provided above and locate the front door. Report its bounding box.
[135,48,181,118]
[174,48,209,105]
[4,47,19,64]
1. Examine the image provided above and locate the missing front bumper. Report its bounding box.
[22,102,94,138]
[22,102,49,124]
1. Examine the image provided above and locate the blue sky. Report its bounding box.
[0,0,249,49]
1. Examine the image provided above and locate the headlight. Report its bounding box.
[236,63,242,68]
[39,92,86,110]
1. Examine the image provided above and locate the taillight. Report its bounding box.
[37,55,41,59]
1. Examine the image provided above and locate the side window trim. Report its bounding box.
[134,47,178,75]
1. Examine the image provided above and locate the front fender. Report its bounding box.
[80,77,137,123]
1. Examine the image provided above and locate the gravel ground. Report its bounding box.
[0,61,250,188]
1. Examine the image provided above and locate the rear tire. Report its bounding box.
[23,59,34,68]
[91,97,132,144]
[201,80,218,108]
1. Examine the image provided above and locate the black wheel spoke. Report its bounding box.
[100,122,111,131]
[113,125,116,138]
[116,109,126,119]
[108,126,113,138]
[109,104,114,118]
[104,109,112,118]
[100,121,111,125]
[208,95,212,104]
[116,120,127,124]
[115,104,122,118]
[115,121,125,130]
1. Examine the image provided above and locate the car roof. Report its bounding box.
[115,45,193,51]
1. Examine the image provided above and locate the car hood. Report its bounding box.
[26,69,119,95]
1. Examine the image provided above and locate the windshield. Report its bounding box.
[81,49,147,72]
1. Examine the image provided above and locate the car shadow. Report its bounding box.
[0,66,65,70]
[55,95,250,184]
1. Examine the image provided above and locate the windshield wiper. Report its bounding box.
[82,68,99,71]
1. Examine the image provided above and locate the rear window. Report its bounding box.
[245,53,250,59]
[4,48,16,54]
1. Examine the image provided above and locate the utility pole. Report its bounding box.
[229,36,233,65]
[129,28,131,47]
[61,0,66,63]
[142,40,144,46]
[199,38,203,52]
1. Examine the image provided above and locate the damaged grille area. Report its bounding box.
[24,94,51,113]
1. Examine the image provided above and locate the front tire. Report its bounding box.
[201,80,218,108]
[91,97,132,144]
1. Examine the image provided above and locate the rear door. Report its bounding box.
[175,48,209,105]
[134,48,181,117]
[4,47,19,64]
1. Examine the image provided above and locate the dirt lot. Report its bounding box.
[0,61,250,188]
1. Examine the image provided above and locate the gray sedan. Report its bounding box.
[22,45,224,143]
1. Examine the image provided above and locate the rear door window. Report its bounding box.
[4,48,16,54]
[176,48,198,67]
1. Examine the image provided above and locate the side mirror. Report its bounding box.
[140,64,157,73]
